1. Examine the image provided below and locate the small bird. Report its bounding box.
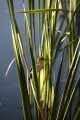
[28,56,46,81]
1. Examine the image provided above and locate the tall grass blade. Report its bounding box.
[51,50,65,120]
[7,0,32,119]
[56,39,80,120]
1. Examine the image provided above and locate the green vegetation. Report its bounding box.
[7,0,80,120]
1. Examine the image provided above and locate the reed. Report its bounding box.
[7,0,80,120]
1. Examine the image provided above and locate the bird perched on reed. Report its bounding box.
[28,56,46,81]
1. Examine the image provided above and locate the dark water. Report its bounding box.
[0,1,26,120]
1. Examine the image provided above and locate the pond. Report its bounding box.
[0,1,26,120]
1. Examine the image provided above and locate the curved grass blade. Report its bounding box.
[56,39,80,120]
[57,36,80,54]
[69,2,80,30]
[64,75,80,120]
[73,108,80,120]
[51,50,65,120]
[15,8,80,14]
[7,0,32,119]
[62,54,80,120]
[54,32,70,63]
[5,58,15,77]
[22,1,45,120]
[11,23,32,120]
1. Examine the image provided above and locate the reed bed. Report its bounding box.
[7,0,80,120]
